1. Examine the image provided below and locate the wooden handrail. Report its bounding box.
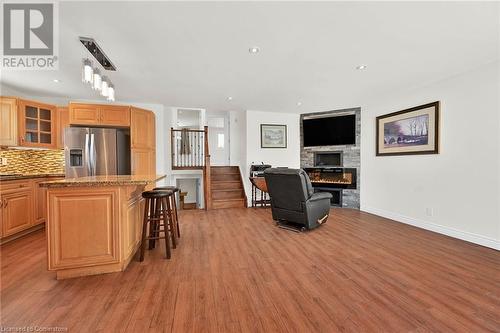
[203,126,212,210]
[171,128,205,133]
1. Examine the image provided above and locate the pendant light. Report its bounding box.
[107,83,115,102]
[92,67,102,90]
[82,59,93,84]
[101,76,109,97]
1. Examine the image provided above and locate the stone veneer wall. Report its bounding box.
[300,107,361,209]
[0,148,65,174]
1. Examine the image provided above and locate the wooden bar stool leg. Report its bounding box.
[172,193,180,238]
[166,197,177,249]
[148,198,157,250]
[162,197,172,259]
[139,198,150,262]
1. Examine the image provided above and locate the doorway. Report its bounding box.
[208,113,230,166]
[176,178,200,210]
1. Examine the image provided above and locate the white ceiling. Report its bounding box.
[1,1,499,113]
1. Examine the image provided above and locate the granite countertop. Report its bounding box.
[40,175,166,188]
[0,173,66,181]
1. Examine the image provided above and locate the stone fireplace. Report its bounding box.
[300,107,361,208]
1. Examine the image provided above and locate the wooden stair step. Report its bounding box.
[211,166,240,174]
[212,198,246,209]
[211,181,242,190]
[211,189,245,200]
[212,173,240,181]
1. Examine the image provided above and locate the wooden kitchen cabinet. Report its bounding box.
[131,148,155,175]
[0,177,64,242]
[0,97,18,146]
[18,99,57,149]
[69,103,130,127]
[2,189,33,237]
[56,106,69,149]
[33,178,48,225]
[69,103,100,125]
[131,107,155,149]
[99,105,130,126]
[131,107,156,175]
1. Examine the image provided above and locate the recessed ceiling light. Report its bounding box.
[53,79,60,83]
[249,46,260,54]
[297,101,302,106]
[356,65,367,70]
[227,96,233,101]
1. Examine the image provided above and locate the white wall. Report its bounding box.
[361,61,500,249]
[176,178,198,203]
[243,110,300,205]
[229,110,246,167]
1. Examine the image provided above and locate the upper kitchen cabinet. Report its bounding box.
[131,107,155,149]
[69,103,130,127]
[0,97,18,146]
[100,105,131,126]
[56,107,69,149]
[17,99,57,149]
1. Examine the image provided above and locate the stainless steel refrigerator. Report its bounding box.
[64,127,131,178]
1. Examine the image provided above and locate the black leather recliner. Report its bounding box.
[264,168,332,230]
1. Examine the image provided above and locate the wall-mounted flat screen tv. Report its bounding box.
[303,114,356,147]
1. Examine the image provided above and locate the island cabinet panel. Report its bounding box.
[47,189,120,271]
[124,193,144,258]
[33,179,48,225]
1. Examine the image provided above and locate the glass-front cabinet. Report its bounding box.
[18,99,57,148]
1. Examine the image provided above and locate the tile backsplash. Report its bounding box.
[0,148,65,175]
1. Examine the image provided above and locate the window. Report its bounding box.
[217,133,224,148]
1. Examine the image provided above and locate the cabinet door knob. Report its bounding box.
[4,199,7,208]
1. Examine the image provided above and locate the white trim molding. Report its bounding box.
[361,206,500,251]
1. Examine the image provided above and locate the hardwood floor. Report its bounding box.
[1,208,499,332]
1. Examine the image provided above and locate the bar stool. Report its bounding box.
[154,186,181,239]
[139,190,174,261]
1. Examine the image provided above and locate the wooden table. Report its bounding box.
[249,177,271,207]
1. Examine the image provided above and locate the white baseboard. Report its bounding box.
[361,206,500,251]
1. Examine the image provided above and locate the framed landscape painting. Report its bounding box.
[261,124,287,148]
[376,101,440,156]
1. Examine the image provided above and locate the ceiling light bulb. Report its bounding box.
[92,68,102,91]
[53,79,60,83]
[82,59,93,84]
[227,96,233,101]
[297,102,302,106]
[107,84,115,102]
[101,77,109,97]
[356,65,367,70]
[249,47,260,54]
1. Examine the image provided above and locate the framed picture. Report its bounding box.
[261,124,287,148]
[376,101,440,156]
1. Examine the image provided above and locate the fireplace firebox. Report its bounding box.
[304,167,357,190]
[314,152,343,167]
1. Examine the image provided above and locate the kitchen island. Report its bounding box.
[41,175,165,279]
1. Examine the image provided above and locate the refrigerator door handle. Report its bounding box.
[90,133,96,176]
[84,133,91,175]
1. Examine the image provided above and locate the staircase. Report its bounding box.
[210,166,247,209]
